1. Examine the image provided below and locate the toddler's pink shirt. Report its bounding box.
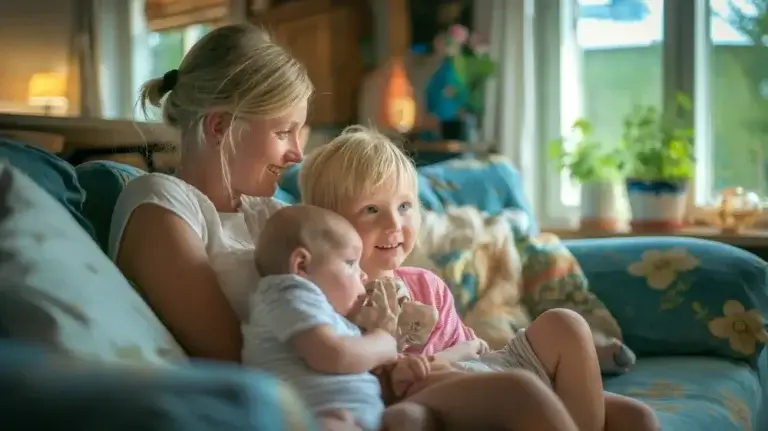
[394,267,475,355]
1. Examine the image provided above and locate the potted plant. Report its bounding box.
[620,95,695,232]
[549,118,624,232]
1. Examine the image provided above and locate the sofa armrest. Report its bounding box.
[0,341,315,430]
[564,236,768,363]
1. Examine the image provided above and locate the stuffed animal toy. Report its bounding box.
[349,277,438,352]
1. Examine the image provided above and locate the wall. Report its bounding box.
[0,0,76,115]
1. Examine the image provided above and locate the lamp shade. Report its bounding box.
[28,72,68,107]
[381,58,416,133]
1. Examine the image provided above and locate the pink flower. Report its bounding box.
[469,33,489,54]
[448,24,470,44]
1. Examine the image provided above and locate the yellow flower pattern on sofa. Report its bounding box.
[627,248,699,290]
[721,389,752,431]
[708,300,768,356]
[626,380,687,413]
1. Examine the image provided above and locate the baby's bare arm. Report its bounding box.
[291,326,398,374]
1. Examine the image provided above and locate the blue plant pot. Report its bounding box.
[626,179,689,232]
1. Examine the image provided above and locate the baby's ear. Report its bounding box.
[288,247,312,276]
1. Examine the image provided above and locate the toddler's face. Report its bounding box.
[339,185,419,280]
[304,228,368,316]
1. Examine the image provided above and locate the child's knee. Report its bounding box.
[606,395,660,431]
[533,308,591,340]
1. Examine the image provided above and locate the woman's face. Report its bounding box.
[227,101,308,197]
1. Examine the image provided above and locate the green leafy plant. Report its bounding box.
[548,118,623,182]
[620,94,695,181]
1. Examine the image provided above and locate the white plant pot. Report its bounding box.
[579,181,620,232]
[626,179,688,232]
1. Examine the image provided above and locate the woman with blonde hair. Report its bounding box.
[110,24,312,362]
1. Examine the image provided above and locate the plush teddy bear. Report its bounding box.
[349,277,438,352]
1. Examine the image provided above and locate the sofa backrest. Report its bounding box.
[4,140,537,253]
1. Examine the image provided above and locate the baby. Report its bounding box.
[242,204,436,431]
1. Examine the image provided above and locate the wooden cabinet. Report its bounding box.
[250,0,368,126]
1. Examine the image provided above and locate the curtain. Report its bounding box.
[477,0,540,206]
[71,0,102,118]
[144,0,228,31]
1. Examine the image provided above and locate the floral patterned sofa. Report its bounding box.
[1,138,766,430]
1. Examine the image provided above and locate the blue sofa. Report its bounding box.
[2,140,766,430]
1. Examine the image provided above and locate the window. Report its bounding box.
[557,0,665,209]
[707,0,768,203]
[130,0,213,120]
[97,0,213,120]
[542,0,768,226]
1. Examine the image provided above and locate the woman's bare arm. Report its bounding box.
[116,203,242,362]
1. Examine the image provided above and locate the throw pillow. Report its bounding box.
[0,162,186,364]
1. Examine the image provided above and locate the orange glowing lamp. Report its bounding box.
[381,59,416,133]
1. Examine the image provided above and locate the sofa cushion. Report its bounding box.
[0,162,185,364]
[76,161,146,253]
[605,357,760,431]
[569,237,768,364]
[0,138,95,239]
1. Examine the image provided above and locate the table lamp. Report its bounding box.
[28,72,68,116]
[381,58,416,134]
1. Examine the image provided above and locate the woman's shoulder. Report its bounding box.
[109,173,214,258]
[115,173,214,223]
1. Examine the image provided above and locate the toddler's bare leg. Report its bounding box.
[605,393,660,431]
[525,308,604,431]
[405,370,578,431]
[382,402,438,431]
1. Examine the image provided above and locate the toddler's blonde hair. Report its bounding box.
[137,24,313,189]
[299,126,419,213]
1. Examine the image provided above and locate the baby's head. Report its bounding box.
[299,126,420,280]
[255,205,367,314]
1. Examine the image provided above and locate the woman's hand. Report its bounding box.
[433,339,488,363]
[390,355,432,397]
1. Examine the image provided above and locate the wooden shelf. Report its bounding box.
[546,226,768,248]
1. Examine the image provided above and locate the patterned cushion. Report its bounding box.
[418,207,618,350]
[0,162,186,364]
[605,357,760,431]
[417,156,538,233]
[568,237,768,364]
[518,232,623,341]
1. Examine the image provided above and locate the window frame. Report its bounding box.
[538,0,733,229]
[96,0,214,121]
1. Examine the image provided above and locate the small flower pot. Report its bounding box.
[626,179,689,233]
[579,181,621,232]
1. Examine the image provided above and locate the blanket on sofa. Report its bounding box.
[405,206,623,351]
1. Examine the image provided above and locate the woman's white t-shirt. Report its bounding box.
[108,173,285,321]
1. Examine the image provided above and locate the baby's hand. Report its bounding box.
[391,355,431,397]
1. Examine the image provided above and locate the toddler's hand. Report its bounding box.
[435,339,487,363]
[391,355,432,397]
